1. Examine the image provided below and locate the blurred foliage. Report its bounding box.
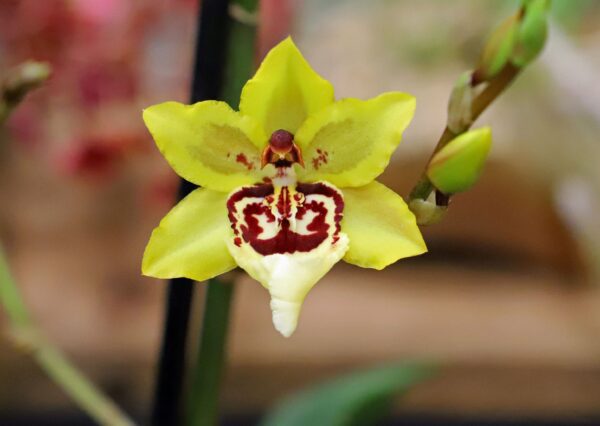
[552,0,598,31]
[260,363,434,426]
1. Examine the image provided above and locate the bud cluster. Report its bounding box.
[409,0,550,226]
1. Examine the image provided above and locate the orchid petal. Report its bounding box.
[142,188,236,281]
[143,101,267,192]
[341,181,426,269]
[239,37,334,135]
[295,92,416,188]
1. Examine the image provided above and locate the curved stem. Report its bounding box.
[409,64,520,202]
[0,247,135,426]
[0,62,50,125]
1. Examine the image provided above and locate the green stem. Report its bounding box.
[0,248,30,327]
[185,0,259,425]
[187,279,235,426]
[0,61,51,125]
[409,64,520,202]
[0,246,135,426]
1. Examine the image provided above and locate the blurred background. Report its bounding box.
[1,0,600,424]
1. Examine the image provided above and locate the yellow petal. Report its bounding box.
[239,37,334,135]
[143,101,267,192]
[342,181,426,269]
[295,92,416,188]
[142,188,236,281]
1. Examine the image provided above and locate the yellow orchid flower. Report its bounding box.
[142,37,426,337]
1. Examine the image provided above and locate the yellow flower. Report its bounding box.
[142,37,426,337]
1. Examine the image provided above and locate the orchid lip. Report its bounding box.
[226,179,348,336]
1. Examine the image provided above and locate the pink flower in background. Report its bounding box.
[6,104,42,149]
[259,0,295,59]
[59,134,142,179]
[70,0,129,27]
[77,62,138,107]
[0,0,195,194]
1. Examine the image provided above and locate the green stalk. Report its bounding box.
[0,246,135,426]
[409,64,520,203]
[0,62,51,125]
[186,1,259,425]
[186,278,235,426]
[408,0,550,216]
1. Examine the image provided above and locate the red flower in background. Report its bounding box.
[0,0,196,182]
[59,134,143,179]
[0,0,297,210]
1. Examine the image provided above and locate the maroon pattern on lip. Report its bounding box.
[227,182,344,256]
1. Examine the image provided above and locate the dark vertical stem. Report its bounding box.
[151,1,230,425]
[186,1,259,425]
[151,277,195,426]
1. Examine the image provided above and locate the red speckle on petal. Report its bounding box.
[236,153,255,170]
[311,148,329,170]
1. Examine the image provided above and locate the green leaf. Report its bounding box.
[260,363,434,426]
[427,127,492,194]
[511,0,550,67]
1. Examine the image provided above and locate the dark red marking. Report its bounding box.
[297,182,344,237]
[235,153,255,170]
[226,184,274,238]
[311,148,329,170]
[269,129,294,152]
[227,182,344,256]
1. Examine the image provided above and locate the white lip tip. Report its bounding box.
[275,324,296,338]
[272,312,298,337]
[270,299,300,337]
[273,322,296,337]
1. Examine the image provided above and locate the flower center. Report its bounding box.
[269,129,294,152]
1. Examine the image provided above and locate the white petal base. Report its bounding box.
[227,234,349,337]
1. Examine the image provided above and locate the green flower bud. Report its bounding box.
[3,61,51,105]
[478,13,519,81]
[427,127,492,194]
[447,71,474,134]
[511,0,549,67]
[408,198,447,226]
